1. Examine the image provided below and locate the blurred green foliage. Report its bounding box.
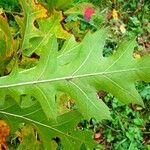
[0,0,20,11]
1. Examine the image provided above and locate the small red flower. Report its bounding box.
[84,7,95,21]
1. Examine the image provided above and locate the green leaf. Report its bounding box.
[0,15,17,69]
[27,10,71,56]
[17,0,70,56]
[0,28,150,122]
[0,99,96,150]
[0,35,58,120]
[38,11,70,39]
[16,0,47,51]
[0,29,111,121]
[17,125,44,150]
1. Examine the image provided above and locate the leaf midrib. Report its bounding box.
[0,67,149,89]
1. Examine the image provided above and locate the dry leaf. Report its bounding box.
[94,132,102,143]
[120,24,126,33]
[0,120,10,150]
[133,53,141,59]
[112,9,118,20]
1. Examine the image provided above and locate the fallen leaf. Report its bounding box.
[120,24,126,33]
[94,132,103,143]
[0,120,10,150]
[112,9,118,20]
[133,53,141,59]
